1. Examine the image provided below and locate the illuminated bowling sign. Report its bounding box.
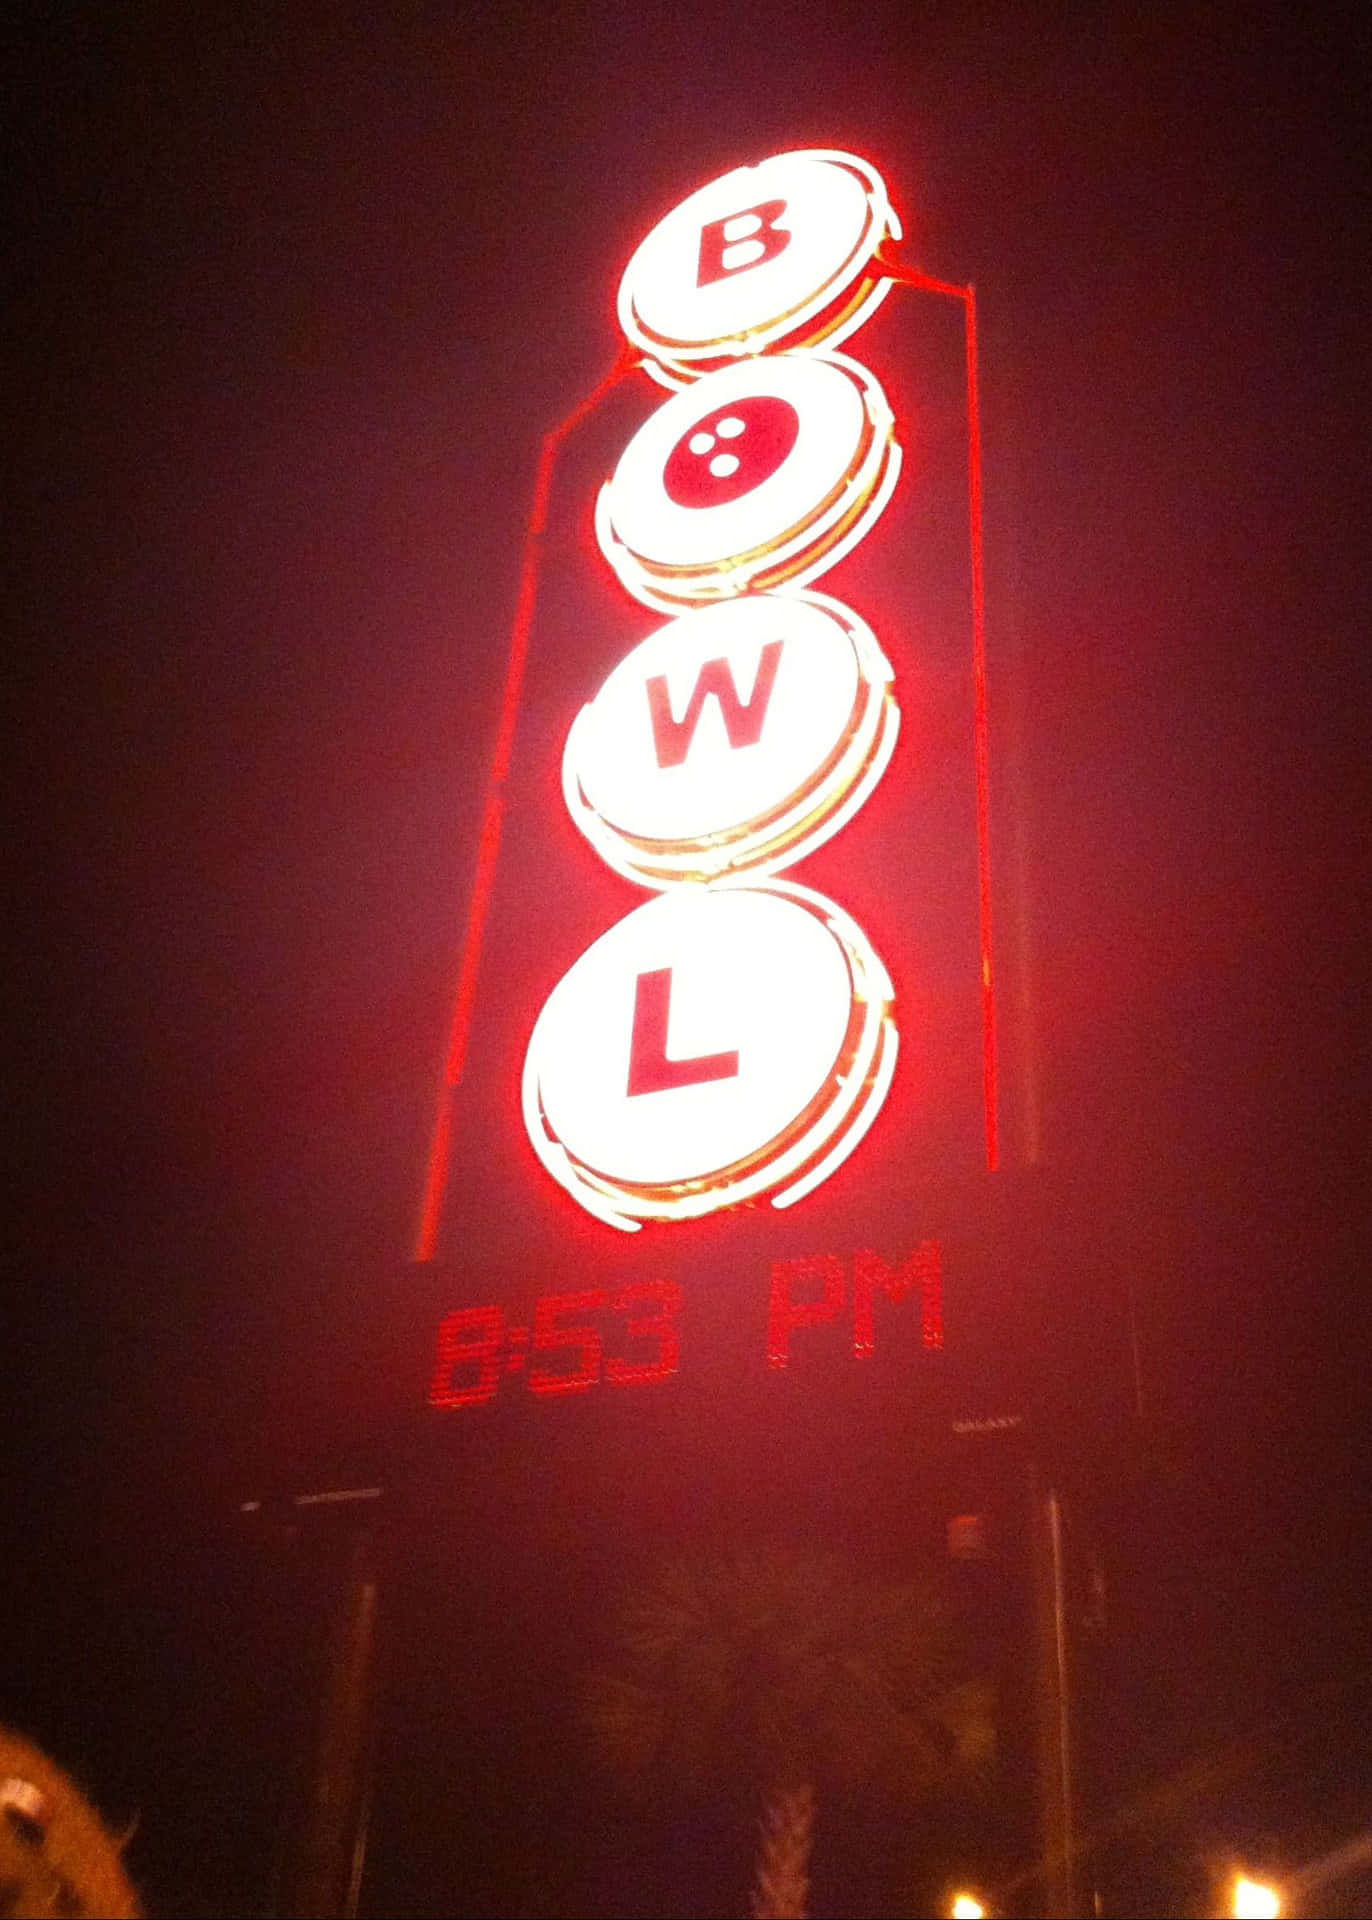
[419,146,1003,1418]
[524,151,908,1232]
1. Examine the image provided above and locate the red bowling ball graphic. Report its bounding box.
[662,395,800,509]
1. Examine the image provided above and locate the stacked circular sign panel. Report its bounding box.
[617,148,900,384]
[596,350,900,612]
[524,150,906,1232]
[562,592,898,888]
[523,882,897,1228]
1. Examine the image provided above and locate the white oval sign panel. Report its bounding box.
[596,351,900,612]
[563,591,899,887]
[618,149,900,382]
[522,882,898,1230]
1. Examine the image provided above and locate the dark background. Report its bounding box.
[5,2,1368,1913]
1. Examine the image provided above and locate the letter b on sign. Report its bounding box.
[697,200,791,286]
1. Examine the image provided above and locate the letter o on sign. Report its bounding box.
[596,352,901,612]
[618,149,900,381]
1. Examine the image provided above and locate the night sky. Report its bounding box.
[6,4,1368,1915]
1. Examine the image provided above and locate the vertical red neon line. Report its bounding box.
[413,358,634,1262]
[879,258,999,1167]
[964,284,999,1171]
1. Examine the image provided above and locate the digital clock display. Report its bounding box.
[428,1243,941,1410]
[430,1279,682,1406]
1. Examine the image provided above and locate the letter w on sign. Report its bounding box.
[644,641,784,769]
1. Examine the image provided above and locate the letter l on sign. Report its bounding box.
[626,968,741,1096]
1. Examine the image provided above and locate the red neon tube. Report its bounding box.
[882,260,999,1169]
[413,355,635,1261]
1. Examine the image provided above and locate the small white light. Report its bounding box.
[1232,1876,1280,1919]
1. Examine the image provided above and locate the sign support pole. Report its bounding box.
[279,1520,381,1920]
[1030,1462,1078,1918]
